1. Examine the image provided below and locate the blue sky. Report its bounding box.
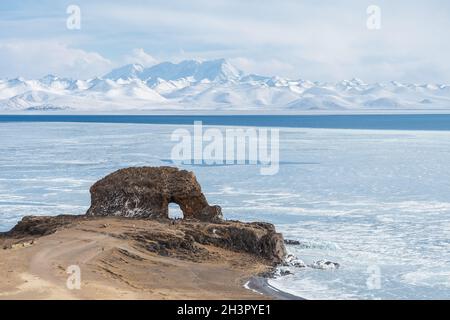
[1,0,449,82]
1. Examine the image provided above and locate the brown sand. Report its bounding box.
[0,217,272,300]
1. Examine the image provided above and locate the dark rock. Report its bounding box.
[5,215,82,238]
[292,260,306,268]
[283,254,306,268]
[279,269,293,276]
[125,228,210,261]
[86,166,222,222]
[182,221,286,264]
[284,239,301,245]
[257,268,278,278]
[309,260,340,270]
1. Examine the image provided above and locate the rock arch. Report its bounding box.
[86,166,222,222]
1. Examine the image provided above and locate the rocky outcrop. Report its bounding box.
[2,166,287,265]
[181,221,286,263]
[1,215,85,249]
[86,167,222,222]
[5,215,84,238]
[118,219,286,264]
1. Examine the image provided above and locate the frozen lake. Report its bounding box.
[1,119,450,299]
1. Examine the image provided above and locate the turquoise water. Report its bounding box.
[2,114,450,130]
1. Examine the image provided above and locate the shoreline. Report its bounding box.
[245,277,304,300]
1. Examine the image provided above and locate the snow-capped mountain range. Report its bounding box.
[1,58,450,112]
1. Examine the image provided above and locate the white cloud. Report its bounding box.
[0,41,112,79]
[86,0,450,83]
[123,48,158,66]
[1,1,450,82]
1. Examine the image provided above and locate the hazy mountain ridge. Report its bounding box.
[1,58,450,112]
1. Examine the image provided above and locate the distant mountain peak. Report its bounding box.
[118,58,244,83]
[2,58,450,112]
[339,78,366,87]
[197,58,242,81]
[8,77,26,84]
[100,59,242,83]
[103,63,145,80]
[41,74,58,80]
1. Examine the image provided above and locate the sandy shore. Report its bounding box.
[0,217,283,300]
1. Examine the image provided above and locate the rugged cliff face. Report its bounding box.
[86,167,222,222]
